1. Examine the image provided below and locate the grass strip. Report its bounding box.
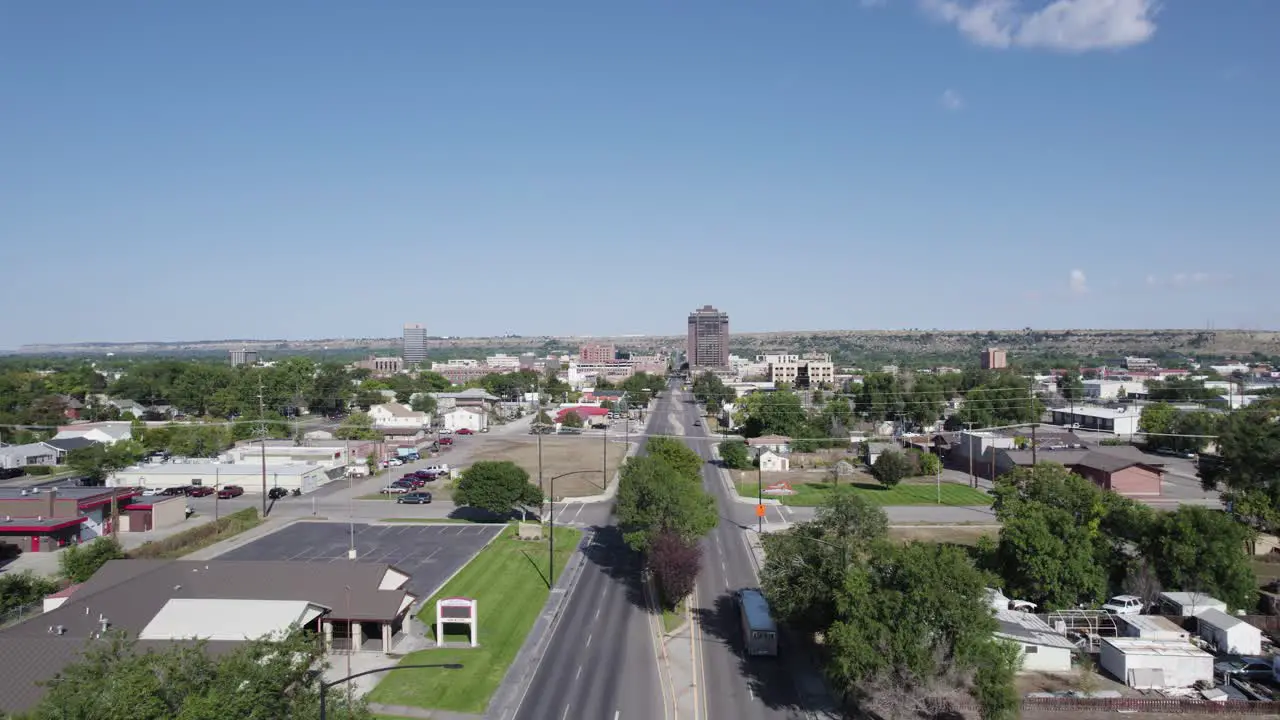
[367,524,582,714]
[737,480,991,507]
[127,508,262,559]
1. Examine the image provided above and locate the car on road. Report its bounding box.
[217,485,244,499]
[438,428,453,435]
[693,420,701,426]
[189,486,214,497]
[438,437,453,446]
[379,485,410,494]
[267,487,289,500]
[456,428,474,435]
[396,491,432,504]
[1101,594,1144,614]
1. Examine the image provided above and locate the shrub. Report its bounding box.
[648,531,701,609]
[60,536,125,582]
[23,465,54,476]
[718,440,752,470]
[872,451,912,487]
[128,508,261,560]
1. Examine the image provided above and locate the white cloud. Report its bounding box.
[939,88,965,111]
[1145,271,1231,289]
[1069,269,1089,294]
[919,0,1159,52]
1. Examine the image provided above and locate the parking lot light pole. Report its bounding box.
[319,663,461,720]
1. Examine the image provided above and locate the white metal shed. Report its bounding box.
[1196,608,1263,656]
[1116,614,1191,642]
[1157,592,1227,617]
[1100,638,1214,689]
[994,610,1075,672]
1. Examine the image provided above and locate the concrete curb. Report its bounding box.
[486,529,594,720]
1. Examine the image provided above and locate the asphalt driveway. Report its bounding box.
[218,521,505,597]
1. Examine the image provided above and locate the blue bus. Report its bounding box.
[737,588,779,657]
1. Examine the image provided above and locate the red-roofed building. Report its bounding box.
[555,406,609,424]
[0,487,141,553]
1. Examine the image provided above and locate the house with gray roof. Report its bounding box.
[0,558,419,715]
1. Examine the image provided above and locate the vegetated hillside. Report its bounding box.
[13,329,1280,361]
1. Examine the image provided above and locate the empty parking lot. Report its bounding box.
[218,522,505,597]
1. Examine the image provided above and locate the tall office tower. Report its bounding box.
[403,323,427,366]
[686,305,730,369]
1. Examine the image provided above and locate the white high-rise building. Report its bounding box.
[403,323,427,366]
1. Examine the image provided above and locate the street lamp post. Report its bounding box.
[319,663,461,720]
[545,469,604,588]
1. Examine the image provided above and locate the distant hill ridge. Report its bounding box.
[13,328,1280,357]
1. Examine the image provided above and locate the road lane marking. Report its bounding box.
[594,607,601,620]
[586,632,592,648]
[576,664,583,681]
[614,712,620,720]
[561,704,572,720]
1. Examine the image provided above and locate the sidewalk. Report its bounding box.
[644,574,688,720]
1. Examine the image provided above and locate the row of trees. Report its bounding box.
[870,448,941,486]
[1200,398,1280,532]
[616,438,717,608]
[990,463,1256,611]
[1139,403,1222,454]
[761,491,1019,720]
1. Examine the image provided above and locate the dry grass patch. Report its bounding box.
[888,525,998,546]
[480,435,629,498]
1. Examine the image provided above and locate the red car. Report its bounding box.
[189,486,214,497]
[438,437,453,446]
[456,428,474,436]
[217,485,244,499]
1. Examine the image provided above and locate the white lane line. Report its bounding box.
[614,712,621,720]
[720,559,727,576]
[586,632,593,648]
[576,664,583,681]
[594,607,601,620]
[561,704,572,720]
[599,586,607,599]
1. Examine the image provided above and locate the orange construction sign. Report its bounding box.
[756,504,766,517]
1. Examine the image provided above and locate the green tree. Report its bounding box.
[1201,399,1280,531]
[718,440,752,470]
[59,536,125,583]
[616,455,717,551]
[1143,505,1256,611]
[690,372,734,412]
[417,371,452,391]
[824,542,1006,717]
[66,442,145,484]
[30,629,370,720]
[353,387,385,410]
[534,409,553,427]
[761,489,888,634]
[334,412,379,441]
[739,389,806,438]
[0,570,60,614]
[1059,371,1084,402]
[871,450,911,487]
[410,394,438,415]
[971,640,1023,720]
[643,437,704,481]
[560,410,584,429]
[917,451,942,476]
[1139,402,1177,450]
[453,461,543,518]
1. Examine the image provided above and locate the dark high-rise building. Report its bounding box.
[403,323,427,366]
[686,305,730,369]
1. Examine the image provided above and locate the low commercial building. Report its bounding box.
[0,558,418,715]
[747,435,793,456]
[352,355,404,377]
[223,444,350,468]
[109,463,331,494]
[1048,406,1143,435]
[441,407,488,433]
[767,354,836,389]
[1099,638,1214,689]
[369,402,430,430]
[1116,614,1191,642]
[758,450,790,473]
[1071,451,1164,497]
[994,610,1075,673]
[119,495,188,533]
[1082,379,1147,400]
[0,443,57,470]
[52,421,133,446]
[0,487,142,552]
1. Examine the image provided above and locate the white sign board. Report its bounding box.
[435,596,478,648]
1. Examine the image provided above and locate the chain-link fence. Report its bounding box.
[0,601,43,629]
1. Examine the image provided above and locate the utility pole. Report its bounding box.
[258,373,267,517]
[965,422,976,489]
[1031,422,1038,466]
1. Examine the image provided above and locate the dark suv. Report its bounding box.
[267,487,289,500]
[396,492,432,505]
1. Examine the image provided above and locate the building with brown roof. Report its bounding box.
[0,558,418,715]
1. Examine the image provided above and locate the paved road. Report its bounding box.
[510,526,662,720]
[672,387,818,720]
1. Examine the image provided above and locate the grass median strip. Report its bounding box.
[366,523,582,714]
[736,480,991,507]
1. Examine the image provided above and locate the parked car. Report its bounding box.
[267,487,289,500]
[1101,595,1144,614]
[387,458,404,467]
[693,420,702,427]
[141,487,164,497]
[188,486,214,497]
[1215,658,1275,682]
[396,492,433,504]
[161,486,192,496]
[438,428,453,435]
[456,428,474,435]
[217,485,244,499]
[438,437,453,446]
[380,485,410,494]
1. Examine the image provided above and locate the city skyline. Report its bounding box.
[3,2,1278,346]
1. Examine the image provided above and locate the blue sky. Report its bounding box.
[2,1,1277,346]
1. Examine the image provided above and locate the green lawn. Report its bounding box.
[366,524,582,714]
[662,599,687,633]
[737,480,991,507]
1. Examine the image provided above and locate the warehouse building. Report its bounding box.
[109,463,332,494]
